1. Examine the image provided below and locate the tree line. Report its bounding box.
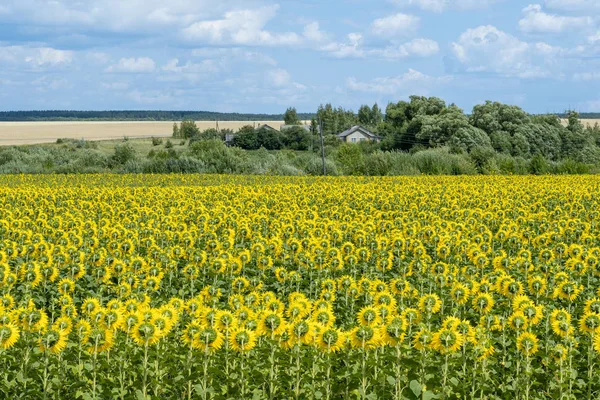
[0,110,315,121]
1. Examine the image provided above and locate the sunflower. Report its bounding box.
[507,311,529,332]
[312,309,335,329]
[181,321,203,348]
[316,328,345,352]
[584,298,600,314]
[86,327,114,353]
[418,294,442,314]
[380,317,407,346]
[413,328,433,351]
[551,319,574,338]
[0,323,20,349]
[357,306,381,327]
[288,320,315,346]
[257,312,287,336]
[431,328,464,354]
[131,321,162,346]
[350,326,381,350]
[215,310,236,333]
[401,308,422,326]
[516,332,539,356]
[52,316,73,335]
[229,328,257,352]
[551,344,568,362]
[579,312,600,335]
[39,329,68,354]
[472,293,494,314]
[195,327,225,352]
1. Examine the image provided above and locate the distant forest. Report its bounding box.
[0,110,316,121]
[0,110,598,122]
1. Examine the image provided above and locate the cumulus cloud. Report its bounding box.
[347,69,450,94]
[371,13,419,37]
[106,57,156,73]
[266,68,306,90]
[390,0,500,12]
[545,0,600,11]
[519,4,593,33]
[0,46,73,68]
[321,35,439,59]
[182,5,303,46]
[452,25,575,78]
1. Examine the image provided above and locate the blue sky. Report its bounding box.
[0,0,599,114]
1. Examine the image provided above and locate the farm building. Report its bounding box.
[336,126,380,143]
[280,124,311,132]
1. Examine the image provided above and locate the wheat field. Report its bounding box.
[0,121,286,146]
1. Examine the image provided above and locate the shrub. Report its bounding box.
[152,137,163,146]
[112,143,137,165]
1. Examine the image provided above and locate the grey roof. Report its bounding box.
[280,124,311,131]
[336,125,378,139]
[256,124,278,131]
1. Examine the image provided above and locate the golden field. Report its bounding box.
[0,121,287,146]
[1,174,600,399]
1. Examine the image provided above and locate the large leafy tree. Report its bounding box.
[283,107,301,125]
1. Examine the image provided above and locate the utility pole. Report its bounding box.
[318,118,326,176]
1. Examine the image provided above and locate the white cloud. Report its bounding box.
[106,57,156,73]
[371,13,419,37]
[191,48,278,66]
[320,33,365,58]
[374,38,440,58]
[573,71,600,80]
[0,46,73,68]
[266,68,306,90]
[161,58,219,74]
[545,0,600,11]
[0,0,239,32]
[452,25,574,78]
[519,4,593,33]
[267,69,291,87]
[303,22,329,43]
[321,35,438,59]
[390,0,499,12]
[182,5,302,46]
[589,32,600,43]
[347,69,450,94]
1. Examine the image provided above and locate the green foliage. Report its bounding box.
[282,127,312,151]
[179,120,201,139]
[529,154,549,175]
[112,143,137,165]
[284,107,301,125]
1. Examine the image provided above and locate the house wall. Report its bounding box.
[345,131,370,143]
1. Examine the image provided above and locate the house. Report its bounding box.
[280,124,311,132]
[336,126,380,143]
[256,124,278,132]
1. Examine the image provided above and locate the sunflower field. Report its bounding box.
[1,174,600,399]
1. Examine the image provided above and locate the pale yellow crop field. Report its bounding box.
[560,119,600,128]
[0,121,286,146]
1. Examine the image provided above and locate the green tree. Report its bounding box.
[180,120,201,139]
[358,105,373,126]
[284,107,301,125]
[283,127,312,151]
[172,123,181,138]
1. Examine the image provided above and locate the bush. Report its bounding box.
[152,137,163,146]
[363,151,393,176]
[529,154,549,175]
[555,159,591,174]
[112,143,137,165]
[413,148,477,175]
